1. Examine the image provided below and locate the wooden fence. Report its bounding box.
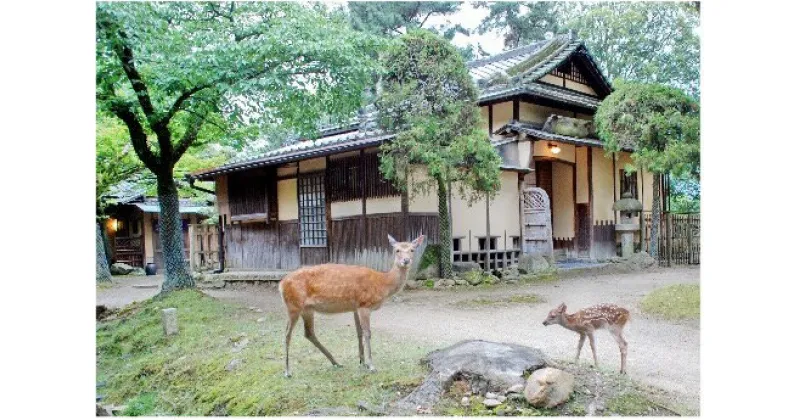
[643,212,700,266]
[188,224,222,272]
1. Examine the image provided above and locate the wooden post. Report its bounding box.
[666,212,673,267]
[360,150,367,249]
[587,147,594,258]
[485,193,491,271]
[188,224,196,272]
[612,152,617,224]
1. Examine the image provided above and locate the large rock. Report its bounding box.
[626,251,657,270]
[395,340,548,413]
[453,261,482,274]
[110,262,135,275]
[501,266,521,281]
[523,367,575,408]
[518,255,554,275]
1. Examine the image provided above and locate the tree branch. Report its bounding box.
[108,100,160,171]
[173,118,205,159]
[161,84,212,126]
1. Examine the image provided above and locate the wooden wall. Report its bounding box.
[224,220,299,270]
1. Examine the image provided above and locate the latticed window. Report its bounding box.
[619,170,639,199]
[326,152,400,202]
[298,173,327,247]
[551,60,588,84]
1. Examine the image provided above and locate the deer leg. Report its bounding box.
[284,309,300,378]
[576,333,586,363]
[587,332,599,368]
[610,327,628,374]
[302,311,341,368]
[357,308,376,372]
[354,311,365,365]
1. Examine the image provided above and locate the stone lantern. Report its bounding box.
[613,192,644,258]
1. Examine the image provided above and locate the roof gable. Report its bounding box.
[471,34,612,100]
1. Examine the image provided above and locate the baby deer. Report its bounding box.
[279,234,424,377]
[542,303,630,374]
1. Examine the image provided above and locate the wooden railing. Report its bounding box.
[114,236,143,267]
[188,224,222,272]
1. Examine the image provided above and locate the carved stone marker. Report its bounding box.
[162,308,178,336]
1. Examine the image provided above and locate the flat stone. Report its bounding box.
[483,398,502,408]
[225,359,242,371]
[506,384,524,394]
[485,392,498,399]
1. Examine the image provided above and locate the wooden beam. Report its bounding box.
[360,149,367,247]
[485,193,491,270]
[573,155,578,257]
[587,147,594,258]
[488,104,494,136]
[512,98,519,121]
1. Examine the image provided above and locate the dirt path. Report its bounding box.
[206,267,700,414]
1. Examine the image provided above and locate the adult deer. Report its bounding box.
[279,234,424,377]
[542,303,630,374]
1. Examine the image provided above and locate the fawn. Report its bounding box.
[278,234,424,377]
[542,303,630,374]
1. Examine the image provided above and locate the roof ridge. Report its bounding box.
[467,39,549,69]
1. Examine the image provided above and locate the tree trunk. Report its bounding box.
[437,177,453,279]
[96,223,112,283]
[649,173,661,259]
[156,172,194,292]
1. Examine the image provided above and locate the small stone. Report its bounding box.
[506,384,524,394]
[461,396,470,407]
[443,279,456,287]
[497,395,507,403]
[524,367,575,408]
[254,308,263,313]
[96,404,111,416]
[162,308,178,336]
[454,278,468,286]
[225,359,242,371]
[256,317,266,323]
[483,398,502,408]
[485,392,498,399]
[496,409,507,416]
[231,338,249,353]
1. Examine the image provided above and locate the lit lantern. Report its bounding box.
[548,143,561,154]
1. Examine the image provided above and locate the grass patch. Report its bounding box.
[607,392,657,415]
[640,284,700,320]
[518,272,558,284]
[96,289,431,416]
[455,294,544,308]
[97,281,115,290]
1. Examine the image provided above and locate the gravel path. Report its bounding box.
[97,267,700,414]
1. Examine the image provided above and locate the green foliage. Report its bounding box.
[606,392,657,416]
[96,112,143,210]
[476,1,562,50]
[96,290,430,415]
[596,81,700,180]
[348,1,463,37]
[640,284,700,320]
[418,244,441,270]
[561,2,700,98]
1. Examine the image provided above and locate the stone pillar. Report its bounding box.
[162,308,178,336]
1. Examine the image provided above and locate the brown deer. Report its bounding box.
[542,303,630,374]
[278,234,424,377]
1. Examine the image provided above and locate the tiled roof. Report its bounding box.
[480,82,601,110]
[191,35,612,180]
[494,120,633,152]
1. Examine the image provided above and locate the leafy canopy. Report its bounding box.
[96,1,381,172]
[595,81,700,180]
[376,30,501,202]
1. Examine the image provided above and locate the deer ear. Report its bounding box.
[412,235,425,248]
[558,303,567,312]
[388,234,398,247]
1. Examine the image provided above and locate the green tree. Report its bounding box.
[376,30,502,278]
[475,1,562,49]
[347,2,474,59]
[96,2,378,292]
[561,2,700,98]
[595,81,700,257]
[96,112,144,213]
